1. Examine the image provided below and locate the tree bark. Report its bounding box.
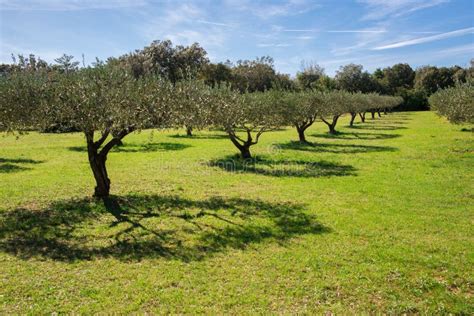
[297,127,307,142]
[377,110,382,117]
[359,112,366,123]
[186,125,193,136]
[84,127,133,198]
[239,146,252,159]
[88,151,110,197]
[228,132,253,159]
[321,115,339,134]
[371,111,375,119]
[349,112,357,127]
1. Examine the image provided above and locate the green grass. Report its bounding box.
[0,111,473,314]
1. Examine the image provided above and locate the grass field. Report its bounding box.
[0,111,473,313]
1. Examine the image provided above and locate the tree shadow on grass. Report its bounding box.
[280,141,397,154]
[168,134,229,140]
[208,155,356,178]
[68,142,191,153]
[311,131,400,140]
[0,158,43,174]
[348,125,407,131]
[0,195,329,262]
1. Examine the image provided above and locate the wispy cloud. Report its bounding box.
[0,0,147,11]
[139,3,228,49]
[283,29,386,33]
[295,36,314,40]
[225,0,318,19]
[196,20,235,28]
[326,30,387,33]
[358,0,450,20]
[373,27,474,50]
[435,44,474,57]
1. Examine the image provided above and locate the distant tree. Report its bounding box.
[199,62,233,87]
[383,63,415,93]
[314,75,337,92]
[272,72,296,91]
[230,56,277,92]
[116,40,209,82]
[53,54,80,74]
[415,66,455,95]
[296,61,325,90]
[335,64,376,93]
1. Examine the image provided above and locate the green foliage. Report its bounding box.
[429,83,474,124]
[229,56,281,93]
[415,66,455,95]
[0,68,49,132]
[335,64,376,93]
[383,63,415,93]
[199,62,233,87]
[114,40,209,82]
[296,61,325,90]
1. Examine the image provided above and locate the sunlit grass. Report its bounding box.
[0,111,473,313]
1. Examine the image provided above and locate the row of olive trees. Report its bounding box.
[278,90,401,142]
[1,66,399,198]
[429,82,473,125]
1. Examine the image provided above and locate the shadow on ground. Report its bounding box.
[311,131,400,140]
[168,134,228,140]
[349,124,407,131]
[68,142,191,153]
[280,141,397,154]
[208,155,356,177]
[0,158,43,173]
[0,195,329,262]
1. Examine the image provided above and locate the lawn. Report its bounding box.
[0,111,473,313]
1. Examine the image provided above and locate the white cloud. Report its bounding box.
[196,20,235,28]
[282,29,386,33]
[224,0,318,19]
[435,44,474,57]
[0,0,147,11]
[373,27,474,50]
[358,0,449,20]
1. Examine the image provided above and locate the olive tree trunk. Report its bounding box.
[294,118,315,143]
[321,115,340,135]
[88,149,110,197]
[359,112,366,123]
[349,112,357,127]
[85,128,133,198]
[186,125,193,136]
[297,127,307,143]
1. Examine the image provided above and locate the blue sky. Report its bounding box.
[1,0,473,76]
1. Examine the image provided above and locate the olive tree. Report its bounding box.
[279,91,324,142]
[0,70,47,133]
[1,66,174,197]
[171,79,214,136]
[320,90,350,134]
[429,83,474,124]
[212,89,285,159]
